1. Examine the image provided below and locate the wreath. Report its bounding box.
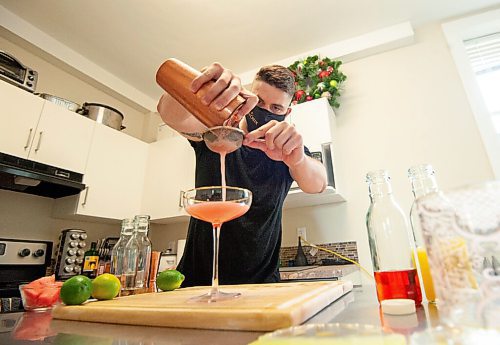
[288,55,347,108]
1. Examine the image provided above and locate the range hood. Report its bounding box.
[0,152,85,198]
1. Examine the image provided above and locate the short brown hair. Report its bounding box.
[255,65,296,97]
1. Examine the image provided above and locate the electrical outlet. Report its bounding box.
[297,227,307,240]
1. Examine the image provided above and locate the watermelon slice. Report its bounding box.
[21,275,62,310]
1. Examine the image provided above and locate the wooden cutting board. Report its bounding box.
[52,281,353,331]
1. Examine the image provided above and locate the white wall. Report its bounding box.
[0,189,120,247]
[281,22,494,282]
[149,22,495,276]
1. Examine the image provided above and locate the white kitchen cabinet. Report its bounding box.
[28,101,95,173]
[53,124,149,220]
[0,81,45,158]
[284,97,345,208]
[0,81,94,173]
[141,135,195,223]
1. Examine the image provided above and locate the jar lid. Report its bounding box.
[381,299,416,315]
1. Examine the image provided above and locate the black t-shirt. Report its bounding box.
[176,140,310,287]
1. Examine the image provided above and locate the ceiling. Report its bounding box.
[1,0,500,108]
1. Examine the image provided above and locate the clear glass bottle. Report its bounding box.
[133,215,152,289]
[111,218,135,281]
[408,164,439,303]
[365,170,422,305]
[123,226,140,291]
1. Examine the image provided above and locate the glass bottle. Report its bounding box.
[82,242,99,279]
[408,164,438,303]
[133,215,152,289]
[365,170,422,305]
[111,218,135,281]
[123,227,140,291]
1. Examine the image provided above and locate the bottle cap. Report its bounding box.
[381,299,416,315]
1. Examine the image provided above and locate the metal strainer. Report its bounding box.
[202,126,244,154]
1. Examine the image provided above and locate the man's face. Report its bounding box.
[250,80,293,116]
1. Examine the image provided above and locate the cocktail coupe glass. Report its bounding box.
[182,186,252,302]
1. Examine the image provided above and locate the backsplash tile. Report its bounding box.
[280,241,358,267]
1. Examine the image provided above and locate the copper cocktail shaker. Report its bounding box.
[156,58,246,128]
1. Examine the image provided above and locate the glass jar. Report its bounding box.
[110,218,134,281]
[408,164,439,303]
[366,170,422,305]
[133,215,152,289]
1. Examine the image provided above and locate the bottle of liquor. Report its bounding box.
[82,241,99,279]
[408,164,439,303]
[111,219,135,283]
[133,215,152,289]
[365,170,422,306]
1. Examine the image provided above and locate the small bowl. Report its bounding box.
[19,283,62,311]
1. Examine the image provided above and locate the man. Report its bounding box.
[157,62,327,287]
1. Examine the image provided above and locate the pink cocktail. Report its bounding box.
[182,186,252,302]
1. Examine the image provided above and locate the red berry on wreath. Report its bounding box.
[306,95,313,101]
[295,90,305,101]
[318,71,330,79]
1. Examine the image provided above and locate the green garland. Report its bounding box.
[288,55,347,108]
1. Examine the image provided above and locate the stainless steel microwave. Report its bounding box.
[0,51,38,93]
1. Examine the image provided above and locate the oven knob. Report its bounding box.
[73,266,81,273]
[28,75,34,81]
[69,241,78,248]
[27,82,33,87]
[18,248,31,257]
[75,258,83,264]
[67,249,76,256]
[76,249,85,256]
[28,70,34,75]
[32,249,45,258]
[66,257,75,264]
[78,241,86,248]
[64,266,73,273]
[80,234,88,240]
[70,233,79,240]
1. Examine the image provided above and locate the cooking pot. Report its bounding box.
[78,103,126,130]
[36,93,81,112]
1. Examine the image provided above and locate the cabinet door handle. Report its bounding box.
[24,128,33,150]
[82,186,89,206]
[34,131,43,152]
[179,190,185,208]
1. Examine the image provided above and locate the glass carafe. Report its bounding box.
[365,170,422,305]
[110,218,134,281]
[408,164,439,303]
[133,215,152,289]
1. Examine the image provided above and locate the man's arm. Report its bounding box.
[288,156,328,193]
[157,93,207,141]
[157,62,258,141]
[243,121,328,194]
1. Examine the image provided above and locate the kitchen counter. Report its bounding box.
[0,286,441,345]
[279,264,359,281]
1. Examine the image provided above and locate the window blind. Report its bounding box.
[464,32,500,75]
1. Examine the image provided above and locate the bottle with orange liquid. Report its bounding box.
[366,170,422,306]
[408,164,438,303]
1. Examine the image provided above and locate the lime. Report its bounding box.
[91,274,121,300]
[60,275,92,305]
[157,270,185,291]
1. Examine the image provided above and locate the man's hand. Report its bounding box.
[190,63,258,121]
[243,120,305,168]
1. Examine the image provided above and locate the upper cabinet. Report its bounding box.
[285,97,345,209]
[54,124,149,221]
[0,81,45,158]
[0,81,95,173]
[141,135,195,223]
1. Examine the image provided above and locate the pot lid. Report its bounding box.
[82,102,124,118]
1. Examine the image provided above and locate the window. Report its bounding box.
[443,9,500,178]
